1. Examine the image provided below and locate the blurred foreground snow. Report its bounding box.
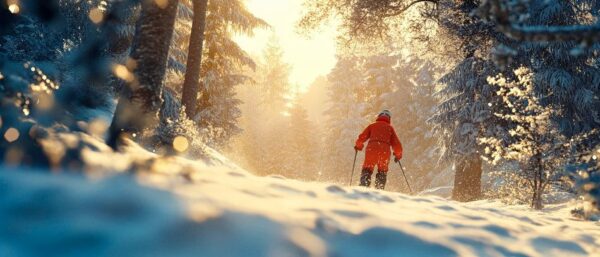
[1,138,599,257]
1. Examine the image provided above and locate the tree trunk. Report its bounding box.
[107,0,179,148]
[181,0,209,119]
[452,154,483,202]
[532,154,544,210]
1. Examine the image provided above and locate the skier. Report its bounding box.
[354,110,403,190]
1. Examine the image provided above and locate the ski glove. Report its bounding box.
[394,156,401,163]
[354,145,363,151]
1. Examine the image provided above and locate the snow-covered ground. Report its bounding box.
[2,138,600,257]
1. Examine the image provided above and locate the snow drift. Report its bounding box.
[2,149,599,257]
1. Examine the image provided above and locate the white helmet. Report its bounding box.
[379,109,392,118]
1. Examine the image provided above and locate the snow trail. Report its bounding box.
[1,139,599,257]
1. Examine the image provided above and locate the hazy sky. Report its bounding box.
[235,0,337,92]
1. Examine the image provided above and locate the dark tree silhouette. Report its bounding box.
[108,0,179,148]
[181,0,209,119]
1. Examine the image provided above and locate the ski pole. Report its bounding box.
[349,150,358,186]
[397,161,413,194]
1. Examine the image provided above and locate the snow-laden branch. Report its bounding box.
[482,0,600,42]
[381,0,439,17]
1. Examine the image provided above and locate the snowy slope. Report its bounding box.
[2,139,600,257]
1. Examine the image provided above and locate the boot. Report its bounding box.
[360,168,373,187]
[375,172,387,190]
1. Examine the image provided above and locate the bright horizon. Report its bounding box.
[234,0,338,93]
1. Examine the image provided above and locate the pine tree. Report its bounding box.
[430,57,503,201]
[361,55,397,117]
[322,56,368,184]
[481,67,569,209]
[288,102,320,180]
[167,0,267,148]
[385,56,441,191]
[518,1,600,139]
[231,39,294,177]
[256,38,292,111]
[108,0,179,148]
[181,0,209,119]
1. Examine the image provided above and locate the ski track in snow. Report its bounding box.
[1,140,600,257]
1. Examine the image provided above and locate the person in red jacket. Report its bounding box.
[354,110,403,189]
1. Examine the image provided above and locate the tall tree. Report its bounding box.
[322,56,368,184]
[385,56,441,191]
[108,0,179,148]
[482,68,569,209]
[231,40,294,176]
[288,101,320,180]
[181,0,208,119]
[167,0,267,148]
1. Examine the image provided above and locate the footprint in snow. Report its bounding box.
[448,222,468,229]
[377,195,395,203]
[269,183,303,194]
[413,198,433,203]
[482,224,513,238]
[268,175,286,180]
[436,205,456,211]
[227,171,245,177]
[305,191,317,198]
[452,237,528,257]
[315,216,342,233]
[335,227,457,257]
[413,221,440,229]
[326,185,346,194]
[517,216,544,226]
[461,214,487,221]
[299,208,322,214]
[344,190,395,203]
[332,209,369,219]
[532,237,588,256]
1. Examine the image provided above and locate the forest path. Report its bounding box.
[2,137,599,257]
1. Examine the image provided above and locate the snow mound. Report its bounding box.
[2,134,599,257]
[418,186,453,198]
[3,163,600,257]
[0,170,311,257]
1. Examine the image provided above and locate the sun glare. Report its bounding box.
[235,0,337,92]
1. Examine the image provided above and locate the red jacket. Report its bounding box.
[355,115,403,159]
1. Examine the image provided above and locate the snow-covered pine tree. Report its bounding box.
[424,0,524,202]
[108,0,178,148]
[58,0,140,123]
[1,0,139,124]
[361,55,397,118]
[181,0,209,119]
[427,0,600,202]
[569,141,600,218]
[481,67,569,209]
[167,0,267,148]
[287,101,320,180]
[322,56,368,184]
[0,0,137,166]
[425,0,600,217]
[384,56,441,191]
[430,57,502,201]
[231,39,294,177]
[229,82,266,173]
[516,0,600,142]
[255,38,291,112]
[478,0,600,208]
